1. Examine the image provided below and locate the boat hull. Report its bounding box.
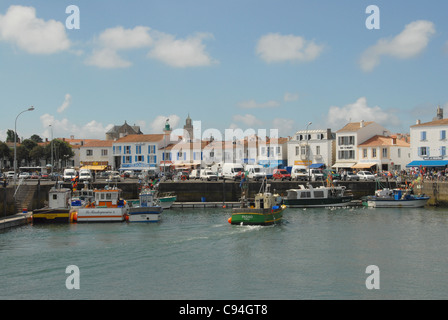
[75,207,127,222]
[283,196,353,208]
[128,206,162,222]
[367,197,429,208]
[32,209,71,223]
[159,196,176,209]
[230,205,285,226]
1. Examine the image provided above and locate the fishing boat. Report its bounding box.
[157,192,177,209]
[283,183,353,208]
[127,189,163,222]
[32,186,73,223]
[70,184,94,209]
[364,188,429,208]
[73,187,128,222]
[229,180,285,226]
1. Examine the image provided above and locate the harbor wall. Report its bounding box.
[421,181,448,206]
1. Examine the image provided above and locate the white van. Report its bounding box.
[291,165,309,181]
[308,168,324,181]
[245,164,266,181]
[79,169,93,182]
[63,168,77,182]
[222,163,244,180]
[189,169,200,180]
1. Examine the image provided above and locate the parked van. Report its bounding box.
[79,169,93,182]
[222,163,244,180]
[244,164,266,181]
[189,169,200,180]
[63,168,77,182]
[291,165,309,181]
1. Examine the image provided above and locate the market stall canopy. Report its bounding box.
[81,165,107,171]
[332,162,356,169]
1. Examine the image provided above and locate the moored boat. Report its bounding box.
[364,188,429,208]
[283,183,353,208]
[229,181,285,226]
[32,186,73,223]
[73,187,128,222]
[127,189,163,222]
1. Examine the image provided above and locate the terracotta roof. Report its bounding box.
[358,135,410,147]
[411,118,448,128]
[162,141,212,150]
[82,140,114,148]
[114,134,165,143]
[337,121,374,132]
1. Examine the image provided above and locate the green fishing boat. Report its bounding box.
[229,179,285,226]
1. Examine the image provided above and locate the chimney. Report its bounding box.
[392,137,397,145]
[360,120,364,128]
[416,119,421,125]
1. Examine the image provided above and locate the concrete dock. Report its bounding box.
[0,212,32,231]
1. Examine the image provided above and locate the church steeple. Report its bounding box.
[183,114,194,142]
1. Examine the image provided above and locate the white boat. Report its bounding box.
[365,188,429,208]
[32,186,73,223]
[127,190,163,222]
[73,187,128,222]
[157,192,177,209]
[283,183,353,208]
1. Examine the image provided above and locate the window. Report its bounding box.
[295,146,300,156]
[372,149,377,158]
[338,136,355,145]
[420,131,426,141]
[441,146,446,157]
[382,148,387,158]
[123,156,132,164]
[441,130,446,140]
[316,146,320,155]
[136,145,142,154]
[363,149,367,158]
[418,147,429,157]
[135,155,144,162]
[86,149,93,156]
[398,148,401,158]
[338,150,355,159]
[101,149,108,156]
[124,146,131,154]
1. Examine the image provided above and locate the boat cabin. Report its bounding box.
[286,184,347,200]
[139,191,156,207]
[48,187,72,209]
[94,188,125,207]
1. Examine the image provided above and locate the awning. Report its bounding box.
[406,160,448,167]
[332,162,356,168]
[352,162,377,169]
[310,163,325,168]
[81,165,107,171]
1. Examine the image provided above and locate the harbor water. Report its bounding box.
[1,206,448,300]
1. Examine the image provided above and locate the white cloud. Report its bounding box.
[256,33,324,63]
[57,94,72,113]
[148,32,217,68]
[40,113,113,139]
[232,114,264,127]
[272,118,295,136]
[325,97,401,130]
[148,115,181,133]
[237,99,280,109]
[98,26,153,50]
[359,20,435,72]
[85,26,153,69]
[85,48,132,69]
[0,5,70,54]
[284,92,299,102]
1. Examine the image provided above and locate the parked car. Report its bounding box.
[345,170,359,181]
[189,169,200,180]
[357,171,375,181]
[200,169,218,181]
[308,169,324,181]
[5,171,16,179]
[272,169,291,181]
[18,172,30,179]
[106,171,121,182]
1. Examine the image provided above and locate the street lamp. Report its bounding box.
[306,121,312,182]
[14,106,35,188]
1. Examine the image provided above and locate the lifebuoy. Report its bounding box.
[181,175,186,181]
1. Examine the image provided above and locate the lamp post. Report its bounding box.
[14,106,35,188]
[306,121,312,182]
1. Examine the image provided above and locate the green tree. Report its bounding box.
[6,129,18,143]
[30,134,43,143]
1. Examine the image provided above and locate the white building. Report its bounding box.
[79,140,114,171]
[408,106,448,168]
[357,135,410,172]
[334,121,390,170]
[287,128,335,168]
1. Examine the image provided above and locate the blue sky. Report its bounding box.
[0,0,447,141]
